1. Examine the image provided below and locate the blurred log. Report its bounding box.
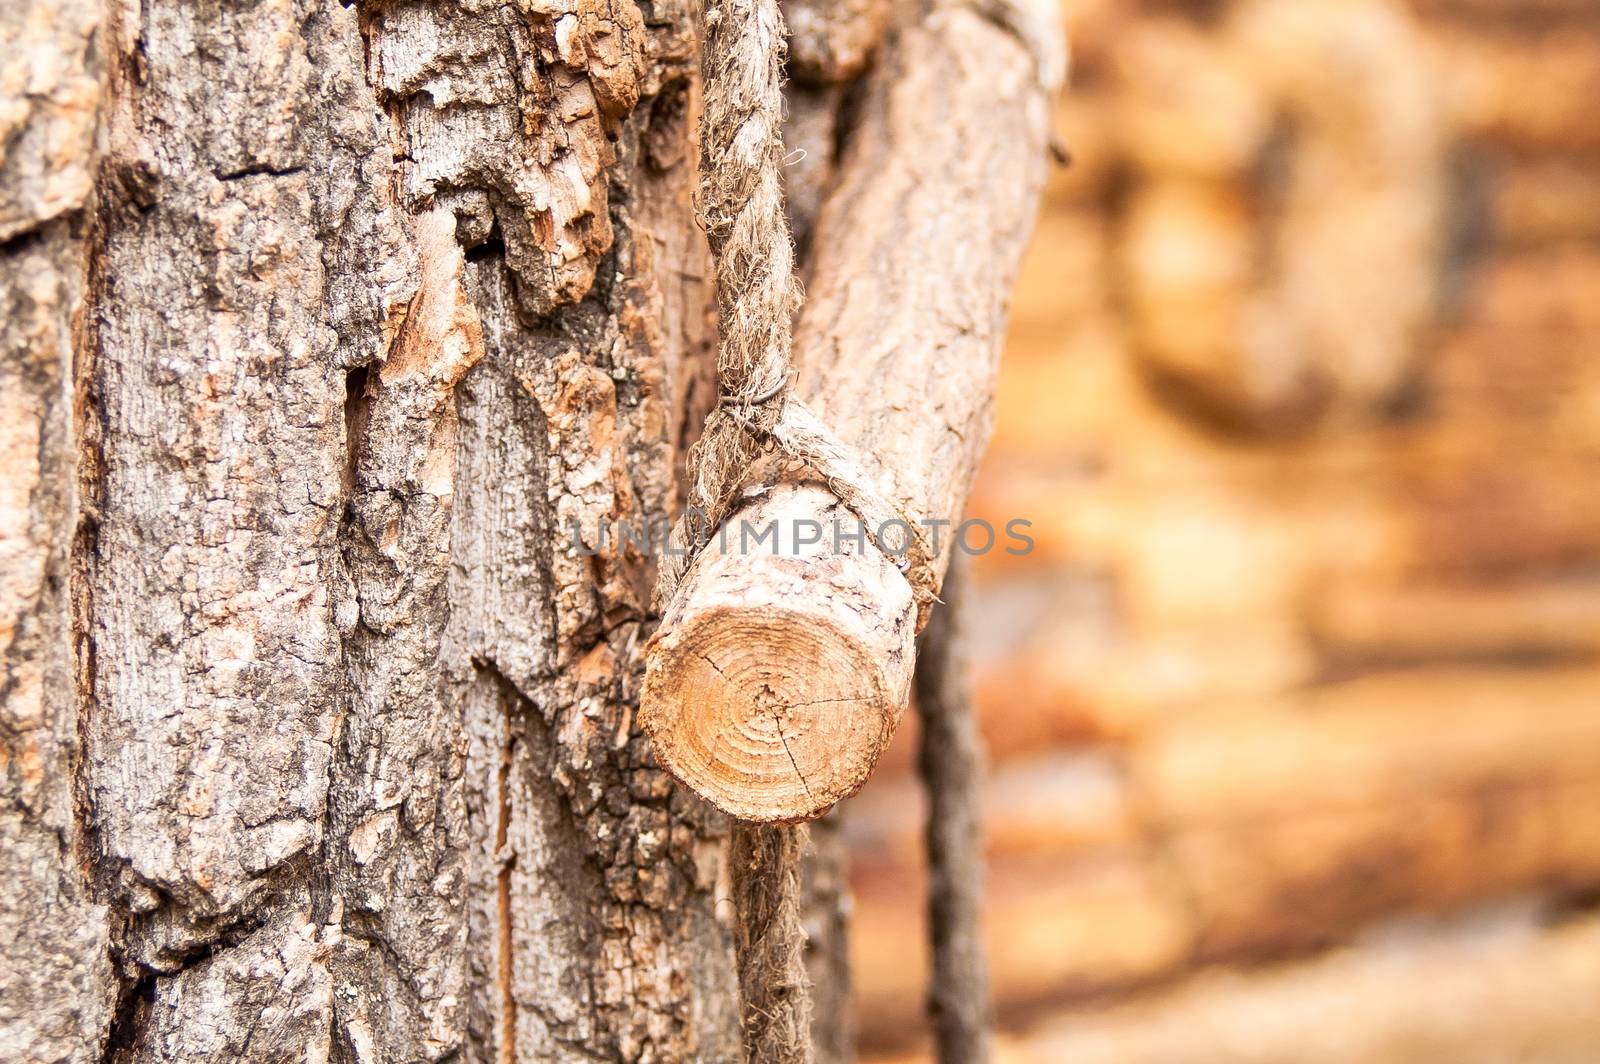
[1491,160,1600,243]
[852,849,1193,1052]
[1114,0,1446,433]
[1410,0,1600,16]
[1310,577,1600,665]
[1016,911,1600,1064]
[1134,667,1600,955]
[850,667,1600,1046]
[1442,27,1600,149]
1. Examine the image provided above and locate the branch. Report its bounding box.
[916,557,994,1063]
[642,0,1063,822]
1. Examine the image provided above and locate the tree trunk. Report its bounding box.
[1,0,1058,1059]
[4,0,751,1058]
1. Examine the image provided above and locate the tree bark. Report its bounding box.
[1,2,117,1060]
[4,0,749,1058]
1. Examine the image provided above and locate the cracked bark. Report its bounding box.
[2,0,745,1057]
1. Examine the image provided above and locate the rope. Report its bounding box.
[659,0,943,1057]
[681,4,818,1057]
[730,821,815,1063]
[651,0,939,627]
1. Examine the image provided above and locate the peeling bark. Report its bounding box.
[1,2,116,1060]
[3,0,742,1057]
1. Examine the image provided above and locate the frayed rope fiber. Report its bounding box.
[731,820,814,1063]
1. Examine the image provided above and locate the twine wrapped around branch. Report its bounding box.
[654,0,936,1056]
[644,0,1063,1046]
[652,0,937,629]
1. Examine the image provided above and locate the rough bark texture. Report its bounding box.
[641,0,1064,823]
[4,0,750,1058]
[1,1,116,1059]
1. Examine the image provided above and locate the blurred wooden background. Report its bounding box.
[848,0,1600,1059]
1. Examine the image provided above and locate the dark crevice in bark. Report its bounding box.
[211,163,307,182]
[827,73,871,174]
[98,970,156,1064]
[0,221,50,255]
[495,706,518,1064]
[72,181,120,987]
[465,235,507,263]
[342,365,372,495]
